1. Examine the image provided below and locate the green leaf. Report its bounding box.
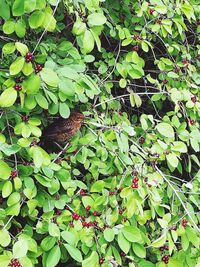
[13,239,28,258]
[59,102,70,118]
[10,56,25,76]
[151,233,166,248]
[41,236,56,252]
[0,160,11,180]
[15,19,26,38]
[156,122,174,138]
[83,30,94,54]
[3,43,16,55]
[48,222,60,237]
[132,243,146,258]
[166,153,179,168]
[24,74,41,95]
[29,10,45,29]
[104,228,115,242]
[0,229,11,247]
[0,0,10,20]
[12,0,24,16]
[35,93,48,109]
[46,246,61,267]
[122,226,142,242]
[64,244,83,262]
[91,180,105,192]
[88,13,107,26]
[42,9,56,32]
[82,251,99,267]
[15,42,28,56]
[2,181,13,198]
[171,141,187,153]
[0,88,17,107]
[3,20,15,34]
[40,68,59,87]
[118,231,131,253]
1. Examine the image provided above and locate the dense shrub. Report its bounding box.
[0,0,200,266]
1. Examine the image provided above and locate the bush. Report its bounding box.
[0,0,200,266]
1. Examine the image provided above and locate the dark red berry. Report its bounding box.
[109,191,114,195]
[132,177,139,183]
[72,213,80,220]
[156,19,162,24]
[188,118,195,125]
[35,64,43,73]
[149,9,155,14]
[93,211,98,216]
[162,255,169,264]
[86,205,91,211]
[191,96,197,103]
[182,59,189,65]
[25,52,33,63]
[132,170,138,176]
[69,221,74,227]
[99,258,105,265]
[22,115,29,122]
[82,221,87,227]
[133,45,139,52]
[55,209,61,216]
[118,111,123,116]
[163,79,168,84]
[14,84,22,91]
[139,137,145,144]
[103,224,109,229]
[93,220,98,226]
[119,209,123,215]
[182,219,188,228]
[11,170,18,178]
[159,246,165,251]
[120,251,126,257]
[80,189,86,196]
[164,245,169,250]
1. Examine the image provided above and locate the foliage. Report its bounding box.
[0,0,200,266]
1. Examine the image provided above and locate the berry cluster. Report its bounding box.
[35,64,43,73]
[182,219,188,228]
[149,9,155,14]
[131,177,139,188]
[8,259,22,267]
[72,213,80,220]
[160,245,169,251]
[14,84,22,91]
[162,255,169,264]
[25,52,33,63]
[11,170,18,178]
[82,220,98,228]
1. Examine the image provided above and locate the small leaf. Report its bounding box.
[0,160,11,180]
[10,56,25,76]
[13,239,28,258]
[88,13,107,26]
[0,229,11,247]
[0,88,17,107]
[156,122,174,138]
[12,0,24,16]
[104,228,115,242]
[15,42,28,56]
[122,226,142,242]
[46,246,61,267]
[40,68,59,87]
[59,102,70,118]
[64,244,83,262]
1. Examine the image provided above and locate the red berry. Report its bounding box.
[119,209,123,215]
[120,251,126,257]
[82,221,87,227]
[93,211,98,216]
[139,137,145,144]
[55,209,61,216]
[93,220,98,226]
[69,221,74,227]
[188,118,195,125]
[118,111,123,116]
[25,52,33,62]
[35,64,43,73]
[132,177,139,183]
[99,258,105,265]
[159,246,165,251]
[134,182,138,188]
[182,219,188,228]
[103,224,109,229]
[182,59,189,65]
[164,245,169,250]
[72,213,80,220]
[191,96,197,103]
[80,189,86,196]
[156,19,162,24]
[86,205,91,211]
[88,221,93,227]
[14,84,22,91]
[163,79,168,84]
[109,191,114,195]
[133,45,139,52]
[22,115,29,122]
[11,170,18,178]
[150,9,155,14]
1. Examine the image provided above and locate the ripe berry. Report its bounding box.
[72,213,80,220]
[93,220,98,226]
[182,59,189,65]
[133,45,139,52]
[69,221,74,227]
[188,118,195,125]
[11,170,18,178]
[8,259,22,267]
[159,246,165,251]
[149,9,155,14]
[120,251,126,257]
[35,64,43,73]
[118,111,123,116]
[164,245,169,251]
[103,224,109,229]
[93,211,98,216]
[163,79,168,84]
[139,136,145,144]
[55,209,61,216]
[86,205,91,211]
[22,115,29,122]
[109,191,114,196]
[14,84,22,91]
[132,170,138,176]
[132,177,139,183]
[131,182,138,188]
[80,189,86,196]
[191,96,197,103]
[82,221,87,227]
[182,219,188,228]
[156,19,162,24]
[162,255,169,264]
[99,258,105,265]
[25,52,33,63]
[119,209,123,215]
